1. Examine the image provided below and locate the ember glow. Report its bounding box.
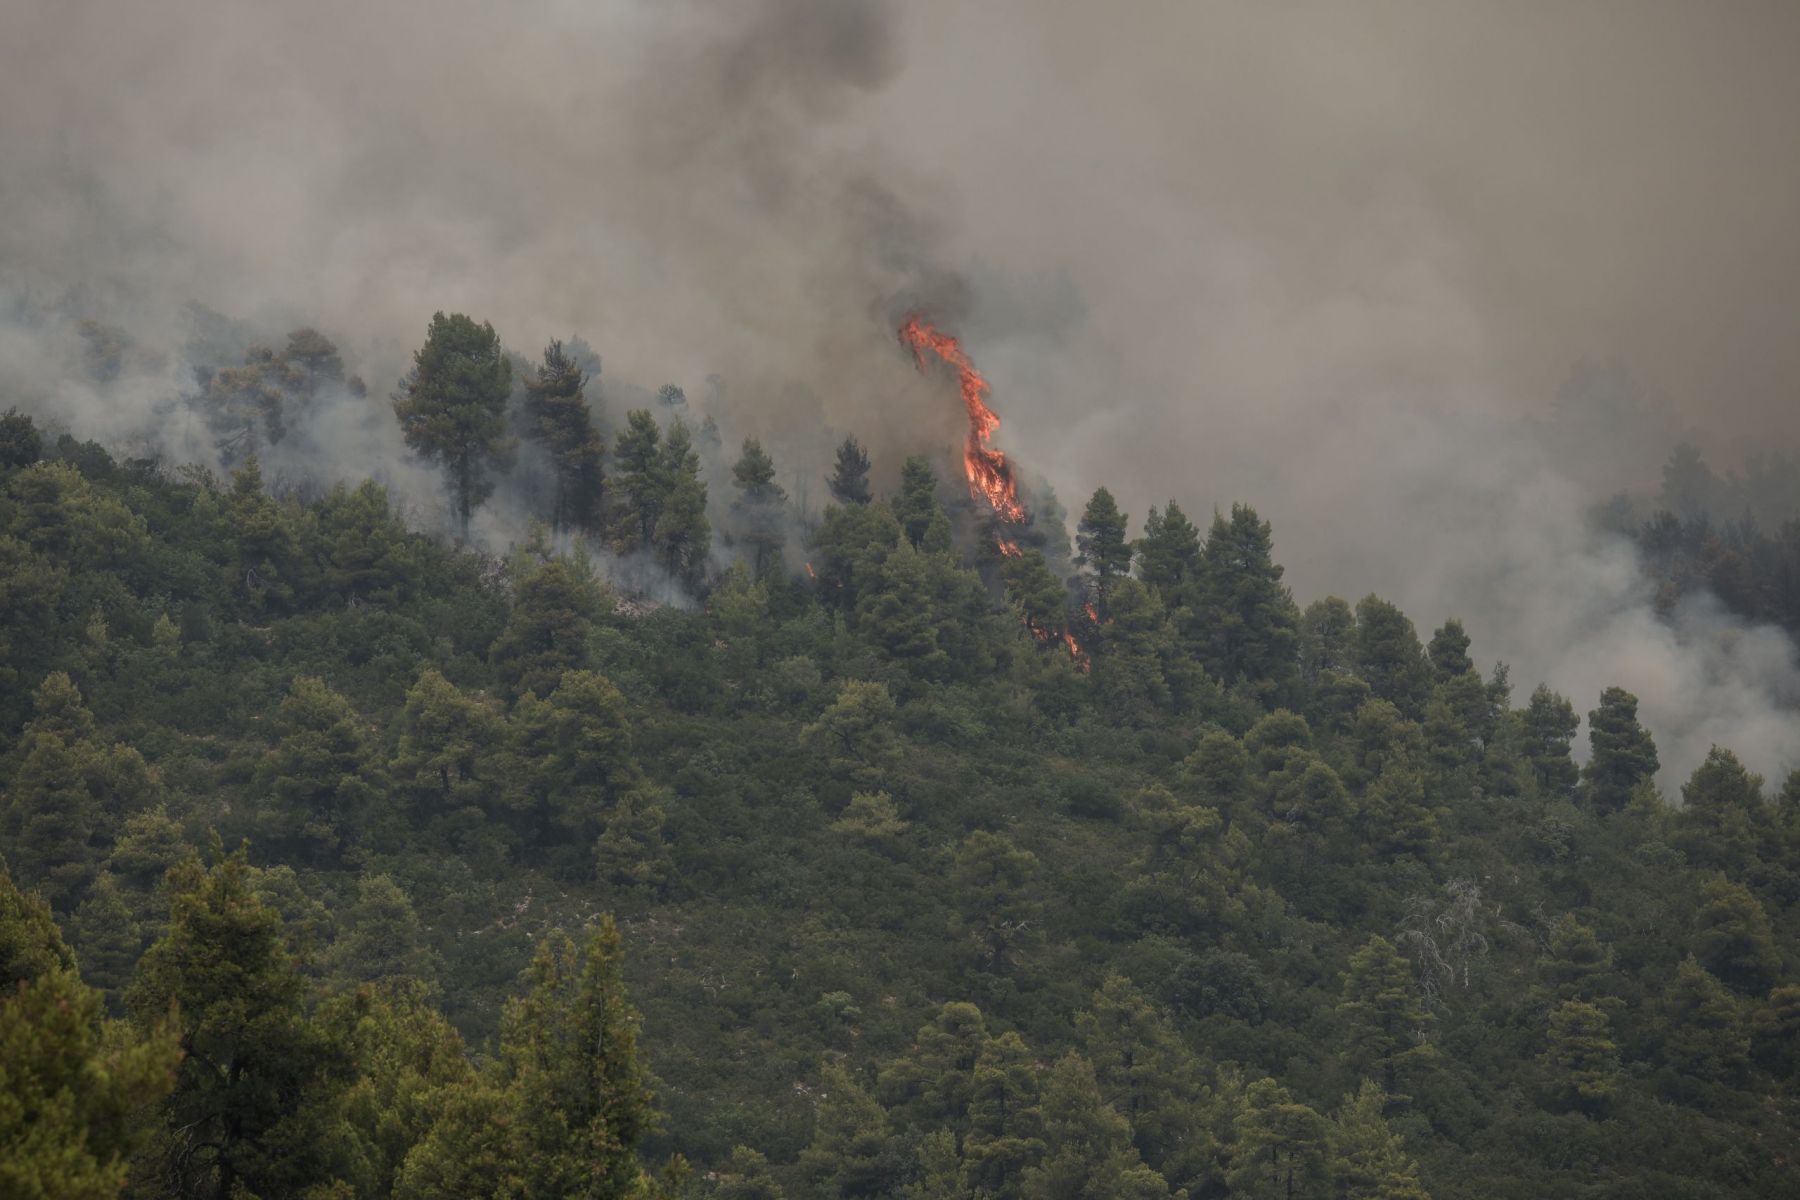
[898,315,1028,526]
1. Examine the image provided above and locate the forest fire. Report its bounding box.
[898,315,1028,527]
[899,315,1085,669]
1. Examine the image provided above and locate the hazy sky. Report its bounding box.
[5,0,1800,780]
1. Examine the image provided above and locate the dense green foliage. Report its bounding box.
[1,378,1798,1199]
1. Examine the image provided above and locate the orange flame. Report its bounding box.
[1062,628,1089,671]
[803,562,817,580]
[898,315,1027,525]
[899,314,1086,671]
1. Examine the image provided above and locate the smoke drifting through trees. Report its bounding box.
[4,0,1800,782]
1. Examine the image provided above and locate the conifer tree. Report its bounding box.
[1352,596,1432,719]
[1227,1077,1330,1200]
[1338,935,1432,1094]
[1001,548,1072,646]
[1540,1000,1620,1114]
[1582,686,1658,812]
[2,672,158,910]
[1022,1052,1170,1200]
[1075,487,1132,613]
[611,409,667,553]
[1536,915,1618,1008]
[950,831,1042,975]
[1299,596,1357,679]
[388,667,505,818]
[501,917,665,1198]
[797,1063,903,1198]
[894,456,947,550]
[1328,1081,1430,1200]
[325,874,440,985]
[1135,500,1202,603]
[127,846,350,1200]
[223,455,301,613]
[1077,975,1212,1185]
[1519,684,1580,799]
[251,675,380,864]
[0,869,178,1200]
[730,437,788,577]
[653,417,711,588]
[489,554,602,700]
[522,339,606,536]
[392,312,515,537]
[1672,746,1763,868]
[962,1030,1046,1197]
[829,435,874,505]
[1426,619,1475,681]
[1185,504,1301,689]
[1691,873,1780,995]
[1659,956,1749,1082]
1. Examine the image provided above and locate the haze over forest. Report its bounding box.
[5,4,1800,1199]
[7,0,1800,785]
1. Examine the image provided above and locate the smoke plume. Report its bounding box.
[5,0,1800,785]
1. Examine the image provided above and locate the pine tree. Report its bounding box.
[1002,548,1072,647]
[67,871,140,1001]
[652,417,711,588]
[611,409,667,554]
[392,312,515,537]
[0,869,179,1200]
[2,672,159,911]
[1299,596,1357,679]
[1077,975,1212,1186]
[223,455,301,613]
[1075,487,1132,614]
[313,479,424,605]
[894,456,948,550]
[877,1002,988,1132]
[321,978,475,1199]
[950,831,1042,975]
[1672,746,1762,868]
[127,846,351,1200]
[522,339,607,536]
[730,437,788,577]
[1691,873,1780,995]
[1227,1077,1330,1200]
[715,1145,787,1200]
[1426,619,1474,681]
[388,668,505,819]
[1582,686,1658,813]
[962,1030,1046,1197]
[1659,956,1749,1082]
[325,874,440,985]
[1352,596,1432,719]
[1536,915,1619,1008]
[829,435,874,505]
[797,1063,903,1198]
[1338,935,1432,1094]
[856,539,945,673]
[1328,1081,1430,1200]
[1184,504,1301,689]
[251,675,380,864]
[501,917,663,1198]
[1519,684,1580,800]
[1021,1052,1170,1200]
[1540,1001,1620,1114]
[1135,500,1202,603]
[489,554,602,700]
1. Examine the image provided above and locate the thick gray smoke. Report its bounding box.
[4,0,1799,786]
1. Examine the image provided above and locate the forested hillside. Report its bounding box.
[2,314,1799,1200]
